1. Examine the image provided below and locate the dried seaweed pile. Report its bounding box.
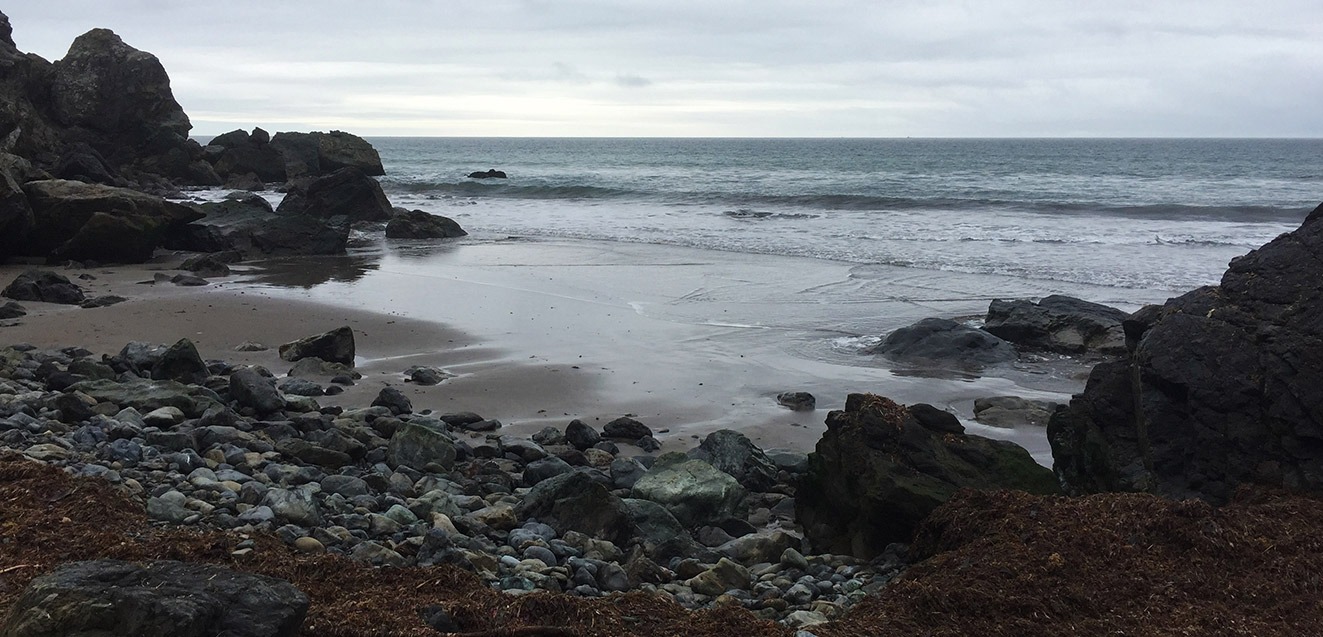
[3,453,1322,636]
[0,454,787,636]
[817,488,1323,637]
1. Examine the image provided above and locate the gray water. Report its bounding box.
[373,137,1320,293]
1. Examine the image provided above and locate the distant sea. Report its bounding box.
[372,137,1321,294]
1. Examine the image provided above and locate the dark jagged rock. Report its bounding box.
[687,429,778,491]
[372,386,412,415]
[984,295,1128,355]
[20,179,203,262]
[1,559,307,637]
[798,393,1058,558]
[2,269,85,304]
[868,317,1017,367]
[468,169,507,179]
[385,208,467,239]
[565,419,601,451]
[278,327,355,365]
[275,167,391,223]
[1050,206,1323,503]
[268,132,321,179]
[151,337,209,385]
[316,130,384,176]
[184,193,348,257]
[229,367,284,414]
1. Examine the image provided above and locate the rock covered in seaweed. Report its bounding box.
[797,393,1058,558]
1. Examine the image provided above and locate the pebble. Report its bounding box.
[0,341,900,623]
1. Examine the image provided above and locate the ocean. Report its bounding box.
[233,137,1321,456]
[373,137,1321,294]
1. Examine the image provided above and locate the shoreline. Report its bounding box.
[2,233,1168,462]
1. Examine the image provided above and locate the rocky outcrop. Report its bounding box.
[468,169,507,179]
[868,317,1017,367]
[2,559,307,637]
[276,167,393,223]
[0,16,216,187]
[984,295,1128,355]
[1050,205,1323,503]
[797,393,1058,558]
[206,127,287,183]
[18,179,202,262]
[168,193,349,257]
[385,208,467,239]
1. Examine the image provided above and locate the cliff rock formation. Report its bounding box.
[1050,204,1323,503]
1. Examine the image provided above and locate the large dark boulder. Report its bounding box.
[2,270,85,305]
[984,295,1128,355]
[19,179,202,262]
[516,471,635,546]
[275,167,392,222]
[317,130,384,176]
[1,559,307,637]
[798,393,1057,558]
[1050,205,1323,503]
[268,132,321,179]
[868,317,1017,367]
[385,208,467,239]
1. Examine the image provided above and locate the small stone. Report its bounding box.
[234,341,268,352]
[777,391,816,411]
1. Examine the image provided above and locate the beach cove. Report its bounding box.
[2,231,1179,464]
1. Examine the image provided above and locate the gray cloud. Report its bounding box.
[4,1,1321,136]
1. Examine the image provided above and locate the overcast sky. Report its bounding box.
[6,1,1323,137]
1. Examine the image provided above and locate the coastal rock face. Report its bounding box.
[275,167,392,223]
[868,317,1017,367]
[1,559,307,637]
[1050,206,1323,503]
[798,393,1058,558]
[385,209,467,239]
[1,15,213,187]
[984,295,1128,355]
[49,29,191,156]
[20,179,203,262]
[0,155,35,252]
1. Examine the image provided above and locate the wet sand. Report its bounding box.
[1,236,1176,462]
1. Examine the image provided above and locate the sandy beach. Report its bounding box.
[1,234,1178,463]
